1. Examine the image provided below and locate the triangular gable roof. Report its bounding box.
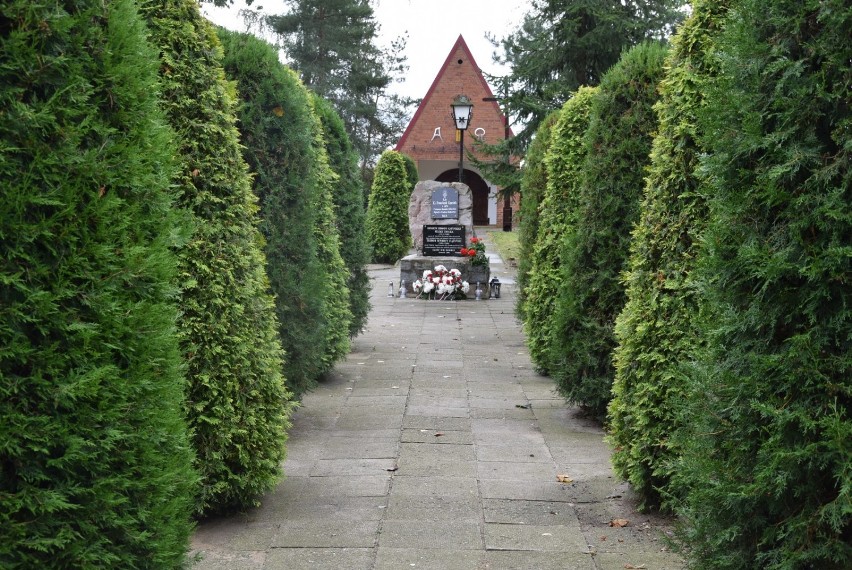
[395,35,510,151]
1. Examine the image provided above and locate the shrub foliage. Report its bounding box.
[516,110,560,321]
[550,42,668,418]
[524,88,597,374]
[673,0,851,567]
[366,150,413,263]
[0,0,195,566]
[312,94,372,337]
[140,0,291,515]
[217,29,351,395]
[607,0,730,511]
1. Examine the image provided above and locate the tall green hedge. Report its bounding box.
[516,110,560,321]
[523,88,597,374]
[216,29,351,395]
[607,0,730,511]
[140,0,291,515]
[550,42,668,418]
[0,0,195,566]
[366,150,413,263]
[673,0,851,566]
[308,107,354,373]
[312,94,372,337]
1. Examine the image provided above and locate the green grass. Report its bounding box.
[485,229,520,267]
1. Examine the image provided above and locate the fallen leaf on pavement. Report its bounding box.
[434,432,444,437]
[515,404,530,409]
[610,519,629,528]
[623,564,646,569]
[556,474,573,484]
[385,466,398,472]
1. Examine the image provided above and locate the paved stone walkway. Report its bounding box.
[191,233,683,569]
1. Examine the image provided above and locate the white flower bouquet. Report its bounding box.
[412,266,470,300]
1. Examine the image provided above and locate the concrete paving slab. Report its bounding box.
[374,548,484,570]
[477,460,558,481]
[475,444,553,463]
[271,519,380,548]
[594,551,686,570]
[482,498,580,526]
[402,415,472,431]
[378,519,483,550]
[385,493,481,522]
[263,548,373,570]
[484,522,590,552]
[484,550,596,570]
[390,475,479,498]
[319,437,399,459]
[401,428,474,445]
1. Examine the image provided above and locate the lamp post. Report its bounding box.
[450,95,474,183]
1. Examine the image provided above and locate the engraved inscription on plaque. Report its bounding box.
[422,225,465,257]
[431,187,459,219]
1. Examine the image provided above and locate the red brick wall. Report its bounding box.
[397,38,507,166]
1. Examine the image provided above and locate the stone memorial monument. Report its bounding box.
[400,180,489,295]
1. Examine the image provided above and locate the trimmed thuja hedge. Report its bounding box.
[607,0,731,512]
[672,0,851,567]
[311,94,372,337]
[516,110,560,322]
[217,29,352,395]
[140,0,292,515]
[524,87,597,375]
[367,150,413,263]
[550,42,668,418]
[0,0,196,566]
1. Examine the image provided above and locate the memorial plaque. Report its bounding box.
[431,187,459,219]
[422,225,465,257]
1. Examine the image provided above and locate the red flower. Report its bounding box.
[470,237,480,244]
[467,249,476,257]
[460,248,469,255]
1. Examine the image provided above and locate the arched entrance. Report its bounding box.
[436,169,490,225]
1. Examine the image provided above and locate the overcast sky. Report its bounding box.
[201,0,531,101]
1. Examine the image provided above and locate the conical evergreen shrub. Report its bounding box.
[401,152,420,193]
[551,42,668,418]
[367,150,413,263]
[216,28,351,395]
[139,0,291,515]
[524,88,597,374]
[607,0,731,512]
[0,0,195,566]
[311,94,372,337]
[674,1,851,566]
[516,110,560,322]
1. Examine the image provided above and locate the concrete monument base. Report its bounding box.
[400,255,491,297]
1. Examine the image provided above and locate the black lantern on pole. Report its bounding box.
[450,95,474,183]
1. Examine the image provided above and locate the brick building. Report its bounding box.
[395,35,517,228]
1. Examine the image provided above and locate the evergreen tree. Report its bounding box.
[674,1,851,566]
[366,150,413,263]
[217,28,352,394]
[0,0,195,566]
[494,0,685,151]
[267,0,415,170]
[550,42,668,419]
[516,110,560,321]
[401,152,420,193]
[607,0,731,512]
[139,0,291,515]
[523,88,597,373]
[312,94,372,337]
